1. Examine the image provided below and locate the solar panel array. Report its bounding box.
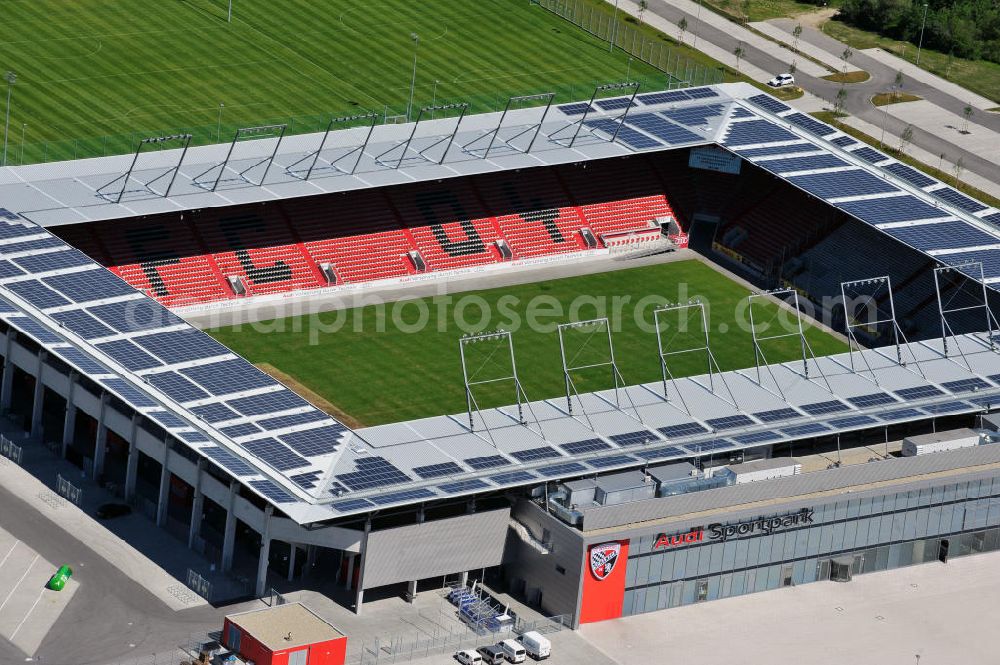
[883,221,996,251]
[584,118,662,150]
[625,114,702,144]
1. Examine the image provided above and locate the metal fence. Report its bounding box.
[55,474,82,506]
[0,435,22,465]
[186,568,214,603]
[533,0,725,89]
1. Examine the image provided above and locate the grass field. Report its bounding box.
[207,261,847,427]
[1,0,668,163]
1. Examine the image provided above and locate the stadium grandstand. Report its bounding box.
[2,82,1000,625]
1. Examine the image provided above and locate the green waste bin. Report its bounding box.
[47,565,72,591]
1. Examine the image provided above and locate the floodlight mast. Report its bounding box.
[285,112,378,180]
[374,103,468,169]
[461,93,556,159]
[192,124,287,191]
[95,134,193,204]
[933,261,1000,366]
[548,81,640,149]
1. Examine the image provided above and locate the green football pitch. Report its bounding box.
[207,260,848,427]
[1,0,668,164]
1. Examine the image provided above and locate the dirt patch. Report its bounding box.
[256,362,366,429]
[794,7,838,29]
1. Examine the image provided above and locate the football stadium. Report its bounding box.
[4,1,1000,638]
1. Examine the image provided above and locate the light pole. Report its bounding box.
[3,71,15,168]
[217,103,225,141]
[609,0,620,52]
[20,123,26,165]
[407,33,419,120]
[916,3,928,65]
[228,0,233,23]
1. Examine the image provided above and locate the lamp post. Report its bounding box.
[20,123,26,165]
[3,71,16,168]
[407,33,419,120]
[217,103,225,142]
[916,3,928,65]
[609,0,620,52]
[228,0,233,22]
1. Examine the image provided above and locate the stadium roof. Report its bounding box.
[2,83,1000,523]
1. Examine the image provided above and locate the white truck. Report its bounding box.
[517,631,551,660]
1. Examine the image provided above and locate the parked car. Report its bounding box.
[455,649,483,665]
[478,644,505,665]
[517,632,551,660]
[767,73,795,87]
[96,503,132,519]
[500,639,526,663]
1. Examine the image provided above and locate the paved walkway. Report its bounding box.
[882,99,1000,163]
[750,21,861,74]
[580,548,1000,665]
[862,47,997,111]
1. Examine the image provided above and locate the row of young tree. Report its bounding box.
[837,0,1000,64]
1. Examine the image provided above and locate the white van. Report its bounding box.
[517,631,551,660]
[456,649,483,665]
[500,638,526,663]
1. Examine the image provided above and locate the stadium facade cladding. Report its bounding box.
[2,83,1000,615]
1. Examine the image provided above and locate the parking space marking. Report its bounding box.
[0,553,40,613]
[8,588,45,641]
[0,540,20,570]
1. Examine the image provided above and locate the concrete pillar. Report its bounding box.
[460,571,469,587]
[61,374,77,459]
[255,505,274,598]
[30,351,46,438]
[221,480,239,572]
[155,441,171,527]
[287,544,297,582]
[344,554,356,590]
[303,545,317,580]
[0,331,14,412]
[353,518,372,615]
[123,438,139,501]
[188,459,206,550]
[407,506,426,603]
[92,393,109,480]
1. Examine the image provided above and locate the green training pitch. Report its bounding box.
[207,260,848,427]
[1,0,665,164]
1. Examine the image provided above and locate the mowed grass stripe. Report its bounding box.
[207,261,848,427]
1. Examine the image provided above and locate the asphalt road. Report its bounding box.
[645,0,1000,184]
[0,482,227,665]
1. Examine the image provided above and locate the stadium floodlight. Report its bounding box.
[461,93,556,159]
[933,261,1000,367]
[192,124,287,191]
[548,81,640,149]
[373,103,468,169]
[407,33,420,120]
[286,112,378,180]
[95,134,193,204]
[2,71,15,167]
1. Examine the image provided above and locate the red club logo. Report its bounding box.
[589,542,621,580]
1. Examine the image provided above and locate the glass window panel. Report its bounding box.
[834,501,849,521]
[754,567,770,592]
[769,533,786,564]
[952,504,966,532]
[792,559,806,585]
[734,539,750,568]
[644,585,659,612]
[943,484,957,503]
[846,499,860,519]
[802,558,818,584]
[935,505,952,535]
[875,545,890,570]
[883,493,897,512]
[888,543,902,569]
[633,588,647,613]
[956,482,969,501]
[687,547,702,578]
[722,541,737,571]
[745,569,757,594]
[783,530,797,560]
[878,514,894,542]
[635,556,651,586]
[648,552,663,583]
[918,487,932,507]
[757,535,773,565]
[819,524,834,554]
[915,507,930,538]
[807,526,822,556]
[706,576,721,602]
[681,580,696,605]
[830,522,846,552]
[673,549,687,579]
[902,511,918,540]
[697,545,712,576]
[843,520,858,550]
[730,570,746,596]
[660,552,675,582]
[719,573,732,598]
[870,494,884,514]
[859,496,873,517]
[622,590,635,616]
[625,557,638,586]
[669,581,683,608]
[745,537,762,567]
[891,511,906,540]
[989,499,1000,526]
[911,539,926,563]
[931,485,944,505]
[766,565,782,590]
[854,517,871,548]
[898,541,914,566]
[708,543,724,574]
[637,535,654,555]
[906,490,920,510]
[794,528,809,557]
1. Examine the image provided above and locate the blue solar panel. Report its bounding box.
[609,430,660,446]
[732,430,782,445]
[201,445,257,476]
[0,221,36,238]
[52,347,110,376]
[587,454,638,469]
[96,339,162,371]
[511,446,561,462]
[723,120,798,146]
[941,377,992,393]
[14,248,91,273]
[789,169,898,199]
[87,299,183,333]
[146,410,188,429]
[594,96,635,111]
[178,430,210,443]
[837,195,948,224]
[883,221,996,251]
[685,439,734,453]
[782,113,833,137]
[6,280,71,309]
[190,402,240,422]
[933,186,988,213]
[289,471,321,489]
[847,392,898,408]
[922,401,972,415]
[413,461,464,479]
[562,438,611,454]
[877,408,925,422]
[983,212,1000,226]
[558,102,595,115]
[746,94,791,114]
[584,118,663,149]
[280,426,344,456]
[333,498,374,512]
[43,269,135,303]
[735,143,815,158]
[8,316,63,344]
[438,478,491,494]
[851,147,888,164]
[625,113,701,144]
[241,438,309,471]
[760,154,848,173]
[182,360,276,395]
[2,236,62,254]
[336,456,411,491]
[101,378,157,407]
[780,422,831,437]
[220,423,261,438]
[370,488,437,505]
[227,390,309,416]
[800,400,851,415]
[753,408,800,423]
[705,414,755,430]
[829,415,878,429]
[0,261,24,279]
[489,470,537,484]
[537,462,588,478]
[831,136,857,147]
[686,87,719,99]
[465,455,510,470]
[640,446,688,461]
[940,250,1000,279]
[133,330,230,364]
[659,104,724,126]
[883,162,935,188]
[731,107,756,119]
[248,479,297,503]
[638,90,691,105]
[659,422,708,438]
[895,385,944,400]
[51,310,116,339]
[257,411,328,431]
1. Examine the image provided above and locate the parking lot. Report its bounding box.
[0,524,78,656]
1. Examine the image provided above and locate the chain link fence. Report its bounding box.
[0,434,23,465]
[55,473,82,506]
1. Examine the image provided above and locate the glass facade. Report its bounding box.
[620,474,1000,616]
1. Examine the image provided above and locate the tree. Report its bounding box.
[953,157,965,188]
[678,17,688,42]
[841,46,854,75]
[733,42,746,72]
[834,87,848,116]
[899,124,914,153]
[741,0,751,23]
[638,0,648,25]
[893,70,904,102]
[789,61,797,78]
[792,24,803,53]
[962,104,974,133]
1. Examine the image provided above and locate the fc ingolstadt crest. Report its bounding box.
[590,542,621,580]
